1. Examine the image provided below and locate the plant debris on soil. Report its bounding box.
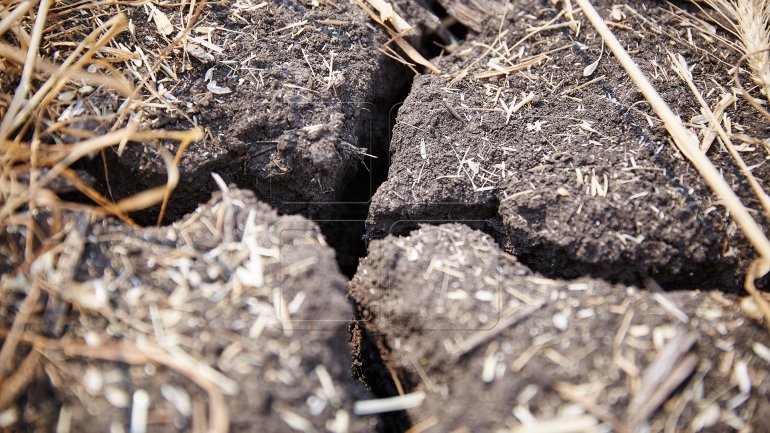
[367,0,770,289]
[1,188,378,432]
[93,0,432,223]
[350,224,770,432]
[4,0,770,431]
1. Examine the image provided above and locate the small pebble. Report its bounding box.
[552,312,568,331]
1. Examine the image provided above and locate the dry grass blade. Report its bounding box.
[0,350,40,410]
[450,300,545,358]
[627,331,698,427]
[352,0,440,73]
[0,1,34,36]
[575,0,770,277]
[474,53,549,79]
[0,44,132,96]
[745,259,770,334]
[0,282,40,382]
[364,0,412,34]
[633,331,696,399]
[555,382,632,433]
[0,0,53,141]
[386,26,440,74]
[58,169,136,225]
[699,93,735,153]
[353,391,426,415]
[0,127,202,222]
[701,0,770,98]
[510,11,566,52]
[669,52,770,219]
[380,45,419,74]
[1,13,130,139]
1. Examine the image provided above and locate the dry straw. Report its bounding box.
[697,0,770,99]
[668,53,770,222]
[575,0,770,331]
[352,0,440,73]
[0,0,203,250]
[574,0,770,268]
[0,0,234,429]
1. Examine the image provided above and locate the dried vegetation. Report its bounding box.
[0,0,215,427]
[576,0,770,329]
[350,223,770,431]
[3,0,770,430]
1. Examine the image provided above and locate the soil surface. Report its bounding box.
[0,189,376,432]
[350,223,770,432]
[78,0,451,275]
[367,0,770,289]
[3,0,770,431]
[95,0,434,224]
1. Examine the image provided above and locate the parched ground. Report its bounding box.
[95,0,434,222]
[367,0,770,289]
[1,189,377,432]
[350,224,770,432]
[2,0,770,432]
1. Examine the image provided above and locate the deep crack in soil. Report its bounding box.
[63,2,462,430]
[11,0,770,431]
[314,76,414,278]
[365,0,770,292]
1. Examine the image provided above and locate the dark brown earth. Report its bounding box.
[367,0,770,289]
[75,0,454,275]
[3,0,770,431]
[0,189,376,432]
[95,0,432,222]
[350,223,770,432]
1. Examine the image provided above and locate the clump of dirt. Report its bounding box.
[92,0,440,226]
[367,0,770,288]
[4,0,770,432]
[349,223,770,432]
[0,189,378,432]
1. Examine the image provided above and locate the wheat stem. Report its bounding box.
[670,53,770,219]
[737,0,770,98]
[575,0,770,273]
[0,0,51,139]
